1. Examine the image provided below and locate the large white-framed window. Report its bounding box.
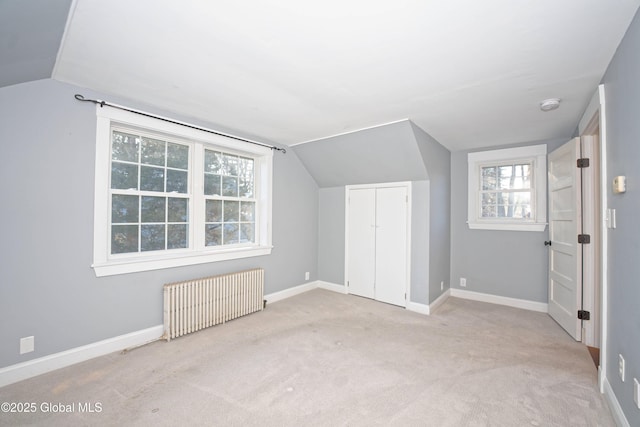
[93,105,273,277]
[467,144,547,232]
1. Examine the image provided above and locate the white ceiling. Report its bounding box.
[53,0,639,151]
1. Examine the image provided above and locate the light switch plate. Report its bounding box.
[607,209,616,229]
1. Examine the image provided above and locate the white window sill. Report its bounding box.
[93,246,273,277]
[467,221,547,232]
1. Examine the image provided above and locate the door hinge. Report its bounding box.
[577,158,590,168]
[578,310,591,320]
[578,234,591,244]
[347,281,349,287]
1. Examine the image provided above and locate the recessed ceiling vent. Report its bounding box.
[540,98,561,112]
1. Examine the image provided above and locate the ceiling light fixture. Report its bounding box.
[540,98,561,112]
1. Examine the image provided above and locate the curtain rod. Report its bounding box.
[74,94,286,154]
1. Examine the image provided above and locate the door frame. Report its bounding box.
[578,84,608,392]
[344,181,412,306]
[579,134,600,348]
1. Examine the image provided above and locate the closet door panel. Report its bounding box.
[375,186,408,306]
[346,188,376,299]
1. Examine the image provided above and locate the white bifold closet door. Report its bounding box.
[346,184,408,307]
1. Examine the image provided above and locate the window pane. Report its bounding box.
[224,223,239,244]
[168,198,188,222]
[111,162,138,190]
[112,225,138,254]
[239,157,254,176]
[140,166,165,192]
[240,202,255,221]
[481,192,496,217]
[222,176,238,197]
[112,195,139,223]
[204,150,222,174]
[141,196,165,223]
[481,204,497,218]
[141,224,165,251]
[206,200,222,222]
[240,223,254,243]
[204,174,221,196]
[167,143,189,169]
[222,154,238,176]
[166,169,188,193]
[224,201,239,222]
[205,224,222,246]
[497,164,531,189]
[497,192,531,218]
[167,224,187,249]
[481,167,496,190]
[239,178,254,198]
[112,131,139,162]
[239,157,254,197]
[141,138,165,166]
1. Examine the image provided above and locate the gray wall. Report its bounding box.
[601,8,640,424]
[410,181,430,304]
[0,79,319,369]
[293,120,428,187]
[317,186,345,285]
[450,139,566,303]
[0,0,72,88]
[412,124,451,303]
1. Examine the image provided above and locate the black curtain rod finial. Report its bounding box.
[74,94,105,107]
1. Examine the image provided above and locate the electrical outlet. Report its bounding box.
[20,336,34,354]
[305,272,310,281]
[619,354,625,382]
[634,378,639,409]
[440,281,444,291]
[460,277,467,287]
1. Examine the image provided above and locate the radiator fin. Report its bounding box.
[163,268,264,341]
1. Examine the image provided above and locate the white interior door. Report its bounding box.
[548,138,582,340]
[346,188,376,299]
[375,186,408,306]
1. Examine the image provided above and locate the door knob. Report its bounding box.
[544,241,552,246]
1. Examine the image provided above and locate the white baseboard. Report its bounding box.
[429,289,451,313]
[264,282,317,304]
[406,301,430,315]
[317,281,347,294]
[0,325,164,388]
[406,289,451,315]
[450,288,548,313]
[603,376,630,427]
[265,280,348,305]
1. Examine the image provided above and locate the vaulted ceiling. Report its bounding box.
[2,0,639,150]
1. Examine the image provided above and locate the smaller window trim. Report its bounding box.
[92,105,273,277]
[467,145,547,232]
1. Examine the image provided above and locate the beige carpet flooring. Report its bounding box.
[0,289,613,426]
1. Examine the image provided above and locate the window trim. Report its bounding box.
[467,144,547,232]
[92,105,273,277]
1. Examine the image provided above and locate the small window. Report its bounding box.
[468,145,547,231]
[93,105,273,276]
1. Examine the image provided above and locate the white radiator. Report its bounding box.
[163,268,264,341]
